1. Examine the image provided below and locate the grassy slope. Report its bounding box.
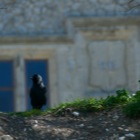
[9,89,140,118]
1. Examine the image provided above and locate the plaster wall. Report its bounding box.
[0,17,139,111]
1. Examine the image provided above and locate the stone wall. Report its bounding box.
[0,0,139,36]
[0,17,139,111]
[0,0,140,111]
[55,17,140,101]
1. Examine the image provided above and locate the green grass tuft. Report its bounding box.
[9,109,43,117]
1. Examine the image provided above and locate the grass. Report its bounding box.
[10,89,140,118]
[9,109,44,117]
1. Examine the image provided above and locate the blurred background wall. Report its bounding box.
[0,0,139,112]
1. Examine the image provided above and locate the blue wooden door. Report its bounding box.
[25,60,48,110]
[0,61,14,112]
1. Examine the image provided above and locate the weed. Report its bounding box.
[123,90,140,118]
[102,89,130,108]
[47,89,130,115]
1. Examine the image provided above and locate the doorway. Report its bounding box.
[0,61,14,112]
[25,60,48,110]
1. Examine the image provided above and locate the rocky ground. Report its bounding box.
[0,107,140,140]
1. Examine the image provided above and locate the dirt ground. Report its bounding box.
[0,107,140,140]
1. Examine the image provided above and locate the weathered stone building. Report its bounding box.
[0,0,140,112]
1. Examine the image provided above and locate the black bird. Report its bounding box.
[30,74,47,110]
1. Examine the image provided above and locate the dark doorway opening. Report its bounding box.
[25,60,48,110]
[0,61,14,112]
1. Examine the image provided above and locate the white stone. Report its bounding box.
[118,127,124,130]
[0,135,13,140]
[79,124,85,128]
[119,136,125,140]
[105,128,109,132]
[72,111,80,117]
[34,120,38,124]
[125,133,135,138]
[32,124,38,129]
[124,129,129,132]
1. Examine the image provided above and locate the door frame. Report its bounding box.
[23,48,59,108]
[0,46,59,110]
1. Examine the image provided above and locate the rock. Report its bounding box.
[118,127,124,131]
[125,133,135,138]
[72,111,80,117]
[87,126,94,129]
[34,120,38,124]
[79,124,84,128]
[105,128,109,132]
[32,124,39,129]
[0,135,13,140]
[119,136,125,140]
[124,129,129,132]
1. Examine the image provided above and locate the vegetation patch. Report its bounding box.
[9,89,140,118]
[9,109,43,117]
[123,90,140,118]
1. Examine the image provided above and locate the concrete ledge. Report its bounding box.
[0,35,73,44]
[70,16,140,28]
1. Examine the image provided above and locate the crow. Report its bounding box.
[30,74,47,110]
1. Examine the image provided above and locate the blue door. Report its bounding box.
[0,61,14,112]
[25,60,48,110]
